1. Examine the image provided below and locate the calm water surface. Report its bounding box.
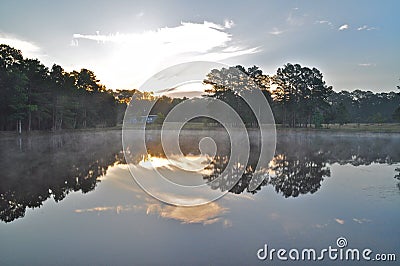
[0,130,399,265]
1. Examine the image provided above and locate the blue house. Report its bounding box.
[129,115,158,124]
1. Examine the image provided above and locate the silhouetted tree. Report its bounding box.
[0,44,121,132]
[334,102,350,125]
[274,63,333,127]
[2,43,400,131]
[0,44,28,132]
[393,80,400,122]
[393,107,400,122]
[204,65,273,127]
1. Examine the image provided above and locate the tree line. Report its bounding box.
[1,43,400,132]
[203,64,400,128]
[0,44,122,132]
[119,64,400,128]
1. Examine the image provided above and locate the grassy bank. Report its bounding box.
[319,123,400,133]
[0,126,123,138]
[1,123,400,136]
[141,122,400,133]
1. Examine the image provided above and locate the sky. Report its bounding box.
[0,0,399,92]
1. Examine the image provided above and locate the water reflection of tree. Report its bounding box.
[395,168,400,191]
[203,149,330,198]
[0,131,124,223]
[127,132,400,197]
[269,152,330,197]
[395,167,400,180]
[205,156,266,194]
[203,133,400,197]
[3,131,400,222]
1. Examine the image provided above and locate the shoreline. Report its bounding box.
[1,123,400,136]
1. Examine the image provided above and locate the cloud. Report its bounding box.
[156,82,212,98]
[0,34,42,58]
[357,25,377,31]
[316,20,330,24]
[315,20,334,28]
[72,21,257,89]
[70,39,79,47]
[358,63,376,67]
[357,25,367,31]
[73,21,234,46]
[224,19,235,29]
[269,27,285,35]
[286,9,305,26]
[316,20,377,32]
[136,11,144,18]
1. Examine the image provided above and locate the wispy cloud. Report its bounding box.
[224,19,235,29]
[286,9,306,26]
[357,25,377,31]
[315,20,334,28]
[338,24,349,31]
[0,34,42,58]
[316,20,376,33]
[269,27,285,35]
[70,39,79,47]
[358,63,376,67]
[72,21,257,89]
[317,22,376,32]
[136,11,144,18]
[73,21,238,52]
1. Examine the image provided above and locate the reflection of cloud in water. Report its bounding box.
[335,218,345,225]
[94,164,230,225]
[224,193,255,201]
[146,202,228,225]
[223,219,233,228]
[151,192,215,206]
[268,212,280,220]
[127,154,215,189]
[75,205,144,214]
[314,223,329,229]
[104,165,219,205]
[138,154,212,174]
[100,164,144,194]
[313,217,371,228]
[352,218,371,224]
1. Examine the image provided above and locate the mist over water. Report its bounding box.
[0,130,399,265]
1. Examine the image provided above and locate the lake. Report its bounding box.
[0,130,399,265]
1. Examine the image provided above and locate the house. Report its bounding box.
[129,115,158,124]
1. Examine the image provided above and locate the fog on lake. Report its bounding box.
[0,130,399,265]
